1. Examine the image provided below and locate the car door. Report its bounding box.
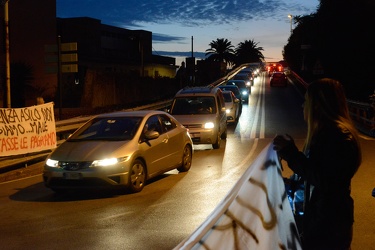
[159,114,182,165]
[140,115,170,176]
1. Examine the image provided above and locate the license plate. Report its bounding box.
[64,172,82,180]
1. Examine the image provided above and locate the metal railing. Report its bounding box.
[289,71,375,137]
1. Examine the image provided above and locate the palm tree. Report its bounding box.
[235,39,264,66]
[205,38,235,68]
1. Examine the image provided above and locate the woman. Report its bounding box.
[273,78,362,249]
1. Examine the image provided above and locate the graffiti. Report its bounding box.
[0,102,56,156]
[174,144,302,250]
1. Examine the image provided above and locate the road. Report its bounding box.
[0,73,374,250]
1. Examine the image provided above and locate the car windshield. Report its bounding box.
[223,92,232,102]
[170,97,216,115]
[68,117,142,141]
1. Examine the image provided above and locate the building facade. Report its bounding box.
[0,1,176,108]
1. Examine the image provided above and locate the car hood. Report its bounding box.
[49,140,133,161]
[172,114,217,125]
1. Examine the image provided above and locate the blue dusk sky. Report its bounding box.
[56,0,319,65]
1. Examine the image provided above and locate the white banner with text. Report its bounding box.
[174,144,302,250]
[0,102,57,156]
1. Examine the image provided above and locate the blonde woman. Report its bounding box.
[273,78,362,250]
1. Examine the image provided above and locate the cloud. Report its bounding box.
[154,51,206,59]
[152,33,186,43]
[57,0,314,28]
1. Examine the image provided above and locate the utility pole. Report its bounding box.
[191,36,193,58]
[3,0,11,107]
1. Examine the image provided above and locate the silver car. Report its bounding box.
[222,90,240,123]
[169,86,227,149]
[43,110,193,193]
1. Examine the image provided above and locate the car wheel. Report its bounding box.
[212,133,221,149]
[177,145,192,172]
[128,159,146,193]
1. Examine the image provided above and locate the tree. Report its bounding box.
[205,38,235,68]
[235,39,264,66]
[283,0,375,100]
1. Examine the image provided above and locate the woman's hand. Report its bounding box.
[273,134,294,151]
[273,134,298,161]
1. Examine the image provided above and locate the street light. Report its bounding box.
[2,0,11,107]
[288,14,293,34]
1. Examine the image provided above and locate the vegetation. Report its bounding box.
[283,0,375,101]
[205,38,265,68]
[205,38,236,68]
[235,39,264,66]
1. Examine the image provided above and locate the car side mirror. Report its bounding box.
[145,130,160,140]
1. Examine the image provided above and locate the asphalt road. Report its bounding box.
[0,73,374,249]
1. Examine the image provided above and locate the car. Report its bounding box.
[233,72,253,87]
[226,79,251,102]
[43,110,193,193]
[217,85,243,112]
[239,67,257,81]
[270,71,288,87]
[169,86,227,149]
[222,90,240,124]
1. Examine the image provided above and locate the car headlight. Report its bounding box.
[226,109,231,114]
[204,122,214,129]
[242,90,248,96]
[91,157,128,167]
[46,159,59,167]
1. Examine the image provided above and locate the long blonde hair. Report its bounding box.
[303,78,361,163]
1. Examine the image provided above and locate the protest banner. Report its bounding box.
[174,143,302,250]
[0,102,57,156]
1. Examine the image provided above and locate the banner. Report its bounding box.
[0,102,57,156]
[174,144,302,250]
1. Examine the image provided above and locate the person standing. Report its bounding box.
[273,78,362,249]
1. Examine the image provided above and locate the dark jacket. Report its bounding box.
[279,123,361,249]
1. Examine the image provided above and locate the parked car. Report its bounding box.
[226,79,251,102]
[222,90,240,124]
[43,110,193,193]
[270,71,288,87]
[169,86,227,149]
[218,84,242,112]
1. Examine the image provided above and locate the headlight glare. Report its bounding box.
[92,158,119,167]
[204,122,214,129]
[46,159,59,167]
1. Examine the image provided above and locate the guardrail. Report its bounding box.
[347,100,375,136]
[288,71,375,137]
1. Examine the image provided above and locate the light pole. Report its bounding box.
[2,0,11,107]
[288,14,293,34]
